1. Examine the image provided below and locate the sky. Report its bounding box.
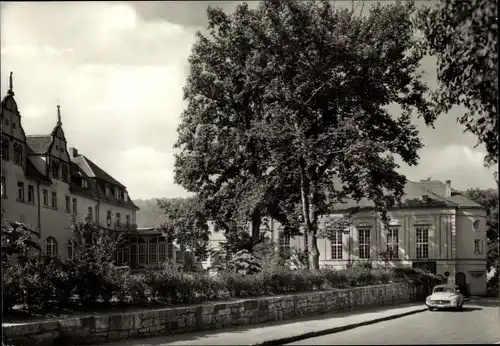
[0,1,496,200]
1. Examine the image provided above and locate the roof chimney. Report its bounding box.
[70,147,79,158]
[445,180,452,198]
[421,194,430,203]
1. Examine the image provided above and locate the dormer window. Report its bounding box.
[81,179,88,188]
[51,159,60,180]
[13,143,23,165]
[115,188,123,200]
[61,164,69,183]
[105,185,110,197]
[124,192,128,202]
[1,138,9,161]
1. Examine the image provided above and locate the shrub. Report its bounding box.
[221,272,261,297]
[2,265,23,313]
[322,268,349,288]
[119,274,148,304]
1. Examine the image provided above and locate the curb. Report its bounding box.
[252,307,428,345]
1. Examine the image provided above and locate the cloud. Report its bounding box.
[1,2,196,199]
[397,144,496,191]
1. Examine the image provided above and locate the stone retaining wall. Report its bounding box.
[3,283,425,346]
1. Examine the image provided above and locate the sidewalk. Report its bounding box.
[102,302,427,346]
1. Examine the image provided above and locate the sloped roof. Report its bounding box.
[26,135,52,154]
[448,191,484,208]
[95,181,139,210]
[74,155,125,187]
[69,162,99,199]
[26,159,51,184]
[329,179,458,212]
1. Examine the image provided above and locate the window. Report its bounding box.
[43,189,48,206]
[61,164,69,183]
[147,237,167,264]
[81,179,88,188]
[358,229,371,259]
[416,227,429,259]
[1,176,6,197]
[259,231,268,242]
[106,210,112,227]
[148,238,158,264]
[105,185,110,197]
[51,159,60,180]
[17,182,24,201]
[387,228,399,259]
[116,213,121,227]
[65,196,70,212]
[117,241,129,264]
[138,239,146,264]
[72,198,77,214]
[27,185,35,204]
[67,240,75,260]
[279,233,291,252]
[474,239,483,254]
[473,220,481,232]
[124,192,128,202]
[115,189,120,200]
[1,138,9,161]
[51,192,57,209]
[13,143,23,165]
[159,239,167,262]
[88,206,93,222]
[46,237,58,257]
[167,242,174,261]
[331,230,343,259]
[126,215,130,227]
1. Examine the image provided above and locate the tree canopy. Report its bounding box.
[176,0,436,269]
[156,197,210,259]
[416,0,498,167]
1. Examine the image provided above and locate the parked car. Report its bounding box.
[425,284,465,311]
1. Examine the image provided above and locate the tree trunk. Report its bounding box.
[299,159,320,270]
[251,208,261,245]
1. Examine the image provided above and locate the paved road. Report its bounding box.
[288,298,500,345]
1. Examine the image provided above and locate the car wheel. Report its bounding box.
[428,307,434,311]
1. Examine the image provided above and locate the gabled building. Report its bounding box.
[1,72,140,261]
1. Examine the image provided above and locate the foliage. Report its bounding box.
[157,197,210,260]
[1,219,41,265]
[415,0,498,166]
[68,219,124,305]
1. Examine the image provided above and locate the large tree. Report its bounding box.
[415,0,498,167]
[242,0,436,269]
[174,3,303,246]
[176,0,436,269]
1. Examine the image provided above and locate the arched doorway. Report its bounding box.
[455,272,467,295]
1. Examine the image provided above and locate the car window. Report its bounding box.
[433,287,455,293]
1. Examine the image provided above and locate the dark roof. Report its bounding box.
[95,181,139,210]
[75,155,125,187]
[329,180,458,212]
[69,162,99,200]
[71,155,139,210]
[448,191,484,208]
[26,159,51,184]
[26,135,52,154]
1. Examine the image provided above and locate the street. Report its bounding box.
[288,298,500,345]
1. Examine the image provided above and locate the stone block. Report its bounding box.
[109,314,133,331]
[94,316,109,331]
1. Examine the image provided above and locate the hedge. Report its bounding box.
[2,257,444,317]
